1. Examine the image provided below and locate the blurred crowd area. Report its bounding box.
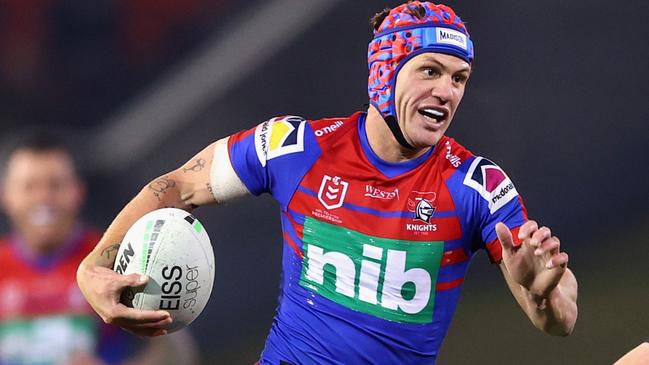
[0,0,232,128]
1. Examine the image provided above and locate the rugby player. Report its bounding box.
[77,2,578,363]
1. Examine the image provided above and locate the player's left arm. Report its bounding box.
[496,220,578,336]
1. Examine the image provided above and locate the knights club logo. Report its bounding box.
[407,191,437,223]
[318,175,349,210]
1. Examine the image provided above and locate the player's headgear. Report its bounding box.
[367,1,474,149]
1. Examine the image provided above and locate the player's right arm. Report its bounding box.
[77,137,249,337]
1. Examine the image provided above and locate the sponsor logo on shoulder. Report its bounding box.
[463,157,518,213]
[436,28,468,50]
[314,120,344,137]
[364,185,400,200]
[318,175,349,210]
[406,191,438,232]
[254,116,306,167]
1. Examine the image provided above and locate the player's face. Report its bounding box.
[394,52,471,149]
[1,150,84,254]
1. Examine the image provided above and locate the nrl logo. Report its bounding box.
[318,175,349,210]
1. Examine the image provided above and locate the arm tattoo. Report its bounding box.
[182,158,206,173]
[97,243,121,266]
[148,176,176,201]
[206,182,214,194]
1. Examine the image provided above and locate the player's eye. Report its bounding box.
[453,74,468,84]
[422,67,439,77]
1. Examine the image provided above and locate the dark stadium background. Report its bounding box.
[0,1,647,364]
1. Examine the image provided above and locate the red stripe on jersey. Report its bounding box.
[436,278,464,291]
[486,225,523,263]
[283,233,304,260]
[290,189,462,242]
[440,248,469,267]
[285,211,304,239]
[518,195,529,220]
[239,127,256,140]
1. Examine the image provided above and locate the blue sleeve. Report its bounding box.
[228,115,321,210]
[97,322,138,364]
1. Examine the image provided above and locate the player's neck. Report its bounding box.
[365,106,430,163]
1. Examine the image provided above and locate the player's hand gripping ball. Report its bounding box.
[113,208,215,333]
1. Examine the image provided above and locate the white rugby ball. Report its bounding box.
[113,208,215,332]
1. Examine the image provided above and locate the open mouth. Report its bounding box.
[29,205,58,226]
[418,108,447,123]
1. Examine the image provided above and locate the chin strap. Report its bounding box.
[384,115,415,150]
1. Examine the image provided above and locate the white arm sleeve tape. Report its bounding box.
[209,137,250,203]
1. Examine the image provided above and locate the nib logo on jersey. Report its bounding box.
[463,157,518,213]
[300,217,444,324]
[406,191,438,232]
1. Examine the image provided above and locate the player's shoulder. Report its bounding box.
[438,136,475,171]
[250,112,361,163]
[452,147,519,214]
[307,111,362,142]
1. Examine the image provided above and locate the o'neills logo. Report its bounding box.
[445,141,461,167]
[436,28,468,50]
[364,185,399,200]
[315,120,343,137]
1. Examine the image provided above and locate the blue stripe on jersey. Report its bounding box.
[281,211,304,253]
[441,240,469,251]
[296,186,458,219]
[437,261,470,283]
[286,208,305,225]
[357,113,435,179]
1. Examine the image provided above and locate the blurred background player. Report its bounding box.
[0,133,199,365]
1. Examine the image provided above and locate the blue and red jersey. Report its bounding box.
[228,112,528,364]
[0,229,130,365]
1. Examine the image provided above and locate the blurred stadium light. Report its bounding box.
[90,0,342,172]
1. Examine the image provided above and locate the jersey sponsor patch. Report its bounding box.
[300,217,443,324]
[254,116,306,167]
[463,157,518,213]
[436,28,468,50]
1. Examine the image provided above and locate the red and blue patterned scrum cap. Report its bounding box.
[368,1,474,123]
